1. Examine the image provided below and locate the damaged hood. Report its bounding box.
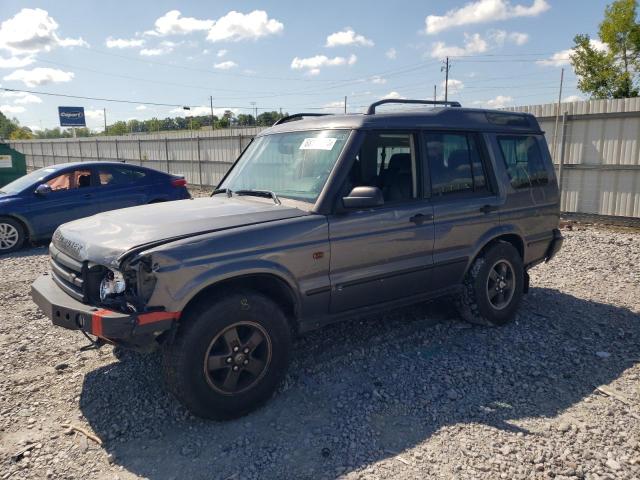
[52,197,308,266]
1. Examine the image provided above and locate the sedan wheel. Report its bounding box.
[0,221,21,252]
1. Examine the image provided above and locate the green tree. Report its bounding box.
[572,0,640,98]
[9,127,33,139]
[0,110,18,138]
[106,121,128,136]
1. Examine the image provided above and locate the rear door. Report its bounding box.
[424,131,501,287]
[28,167,102,236]
[95,165,151,212]
[328,131,435,313]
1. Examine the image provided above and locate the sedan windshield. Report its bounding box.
[1,167,57,195]
[219,129,350,203]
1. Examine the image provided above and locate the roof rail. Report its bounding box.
[366,99,461,115]
[273,113,331,126]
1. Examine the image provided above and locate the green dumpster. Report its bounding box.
[0,143,27,188]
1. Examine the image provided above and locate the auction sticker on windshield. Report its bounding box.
[299,137,337,150]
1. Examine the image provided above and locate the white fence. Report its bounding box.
[10,99,640,219]
[11,127,266,187]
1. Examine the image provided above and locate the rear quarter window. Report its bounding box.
[497,135,549,189]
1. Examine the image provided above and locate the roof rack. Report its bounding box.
[273,113,331,126]
[366,99,461,115]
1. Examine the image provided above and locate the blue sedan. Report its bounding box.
[0,162,190,252]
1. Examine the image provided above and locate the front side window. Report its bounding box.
[46,169,93,191]
[425,133,488,196]
[344,132,417,202]
[497,135,549,189]
[219,130,350,203]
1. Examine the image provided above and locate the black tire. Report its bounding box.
[455,241,524,326]
[0,216,25,253]
[162,290,292,420]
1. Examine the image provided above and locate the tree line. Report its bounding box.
[0,109,287,140]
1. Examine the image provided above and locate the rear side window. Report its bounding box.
[497,136,548,189]
[425,132,488,196]
[98,166,146,186]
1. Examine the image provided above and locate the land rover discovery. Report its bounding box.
[31,99,563,419]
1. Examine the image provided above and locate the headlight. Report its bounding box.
[99,269,126,301]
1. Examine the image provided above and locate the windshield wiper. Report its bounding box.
[235,189,281,205]
[211,188,232,198]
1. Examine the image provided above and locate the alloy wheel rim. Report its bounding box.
[486,259,515,310]
[0,223,19,250]
[203,321,272,395]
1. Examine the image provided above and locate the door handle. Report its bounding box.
[480,204,499,214]
[410,213,433,224]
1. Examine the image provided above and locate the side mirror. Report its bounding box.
[342,186,384,209]
[34,184,52,196]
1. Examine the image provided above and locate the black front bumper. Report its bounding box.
[31,274,179,349]
[545,228,564,262]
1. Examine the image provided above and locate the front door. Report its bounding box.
[29,167,103,237]
[328,131,435,313]
[424,131,501,287]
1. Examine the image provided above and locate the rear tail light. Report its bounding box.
[171,178,187,187]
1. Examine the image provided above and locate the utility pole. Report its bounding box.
[344,96,347,114]
[433,85,437,102]
[441,57,451,102]
[552,67,565,161]
[103,108,107,134]
[209,96,215,131]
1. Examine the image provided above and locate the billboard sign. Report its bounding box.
[58,106,86,127]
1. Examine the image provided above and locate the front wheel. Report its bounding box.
[162,291,292,420]
[455,241,524,326]
[0,217,25,253]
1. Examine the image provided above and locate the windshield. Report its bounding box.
[219,129,350,203]
[1,167,58,195]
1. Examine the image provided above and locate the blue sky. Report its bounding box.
[0,0,612,131]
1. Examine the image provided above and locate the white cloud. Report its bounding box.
[0,55,35,69]
[426,0,550,35]
[214,60,238,70]
[3,67,74,87]
[0,8,87,54]
[442,78,464,95]
[386,48,397,59]
[489,29,529,46]
[381,91,404,99]
[371,75,387,84]
[474,95,513,108]
[140,41,176,56]
[537,39,607,67]
[291,54,357,74]
[217,49,228,57]
[562,95,583,103]
[0,91,41,104]
[105,37,145,49]
[326,28,374,47]
[430,33,488,57]
[145,10,214,36]
[0,104,26,114]
[84,109,104,120]
[135,105,147,111]
[207,10,283,43]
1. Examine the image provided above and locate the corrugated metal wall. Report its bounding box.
[10,99,640,218]
[507,98,640,218]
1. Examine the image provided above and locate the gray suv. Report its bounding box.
[31,99,563,419]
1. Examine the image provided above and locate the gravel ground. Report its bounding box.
[0,224,639,480]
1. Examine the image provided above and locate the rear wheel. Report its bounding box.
[162,291,292,420]
[455,241,524,326]
[0,217,25,253]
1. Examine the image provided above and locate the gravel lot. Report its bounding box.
[0,223,639,480]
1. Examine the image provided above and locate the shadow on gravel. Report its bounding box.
[79,288,640,480]
[0,244,48,259]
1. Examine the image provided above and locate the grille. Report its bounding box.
[50,243,85,302]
